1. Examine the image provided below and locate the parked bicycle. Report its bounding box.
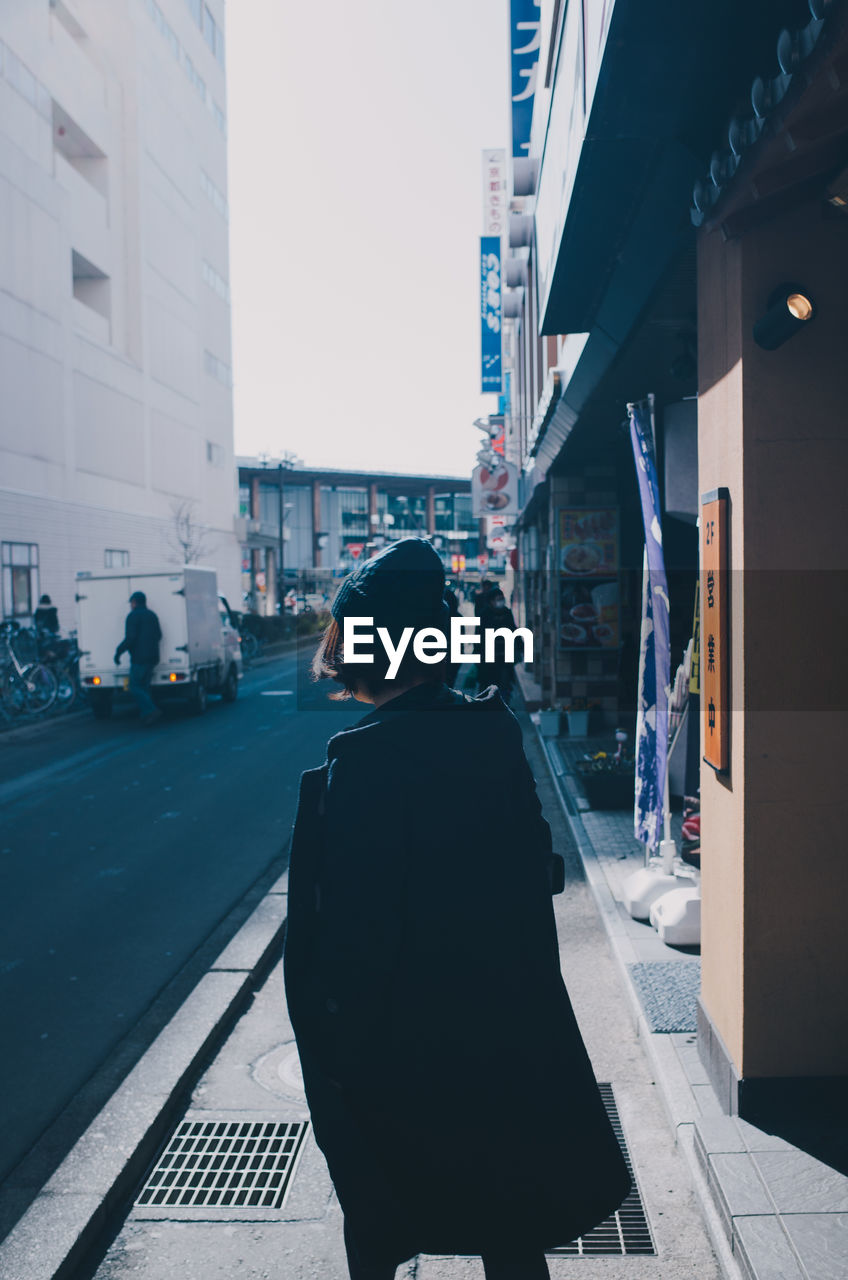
[36,627,82,709]
[0,620,58,717]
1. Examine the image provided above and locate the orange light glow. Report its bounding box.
[92,676,101,685]
[169,672,178,682]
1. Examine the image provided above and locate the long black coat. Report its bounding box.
[284,684,630,1266]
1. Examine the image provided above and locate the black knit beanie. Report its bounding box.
[331,537,448,635]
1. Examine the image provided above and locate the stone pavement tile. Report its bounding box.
[709,1154,773,1215]
[781,1212,848,1280]
[751,1151,848,1214]
[734,1119,799,1154]
[673,1039,711,1087]
[691,1084,728,1120]
[733,1216,806,1280]
[696,1117,747,1156]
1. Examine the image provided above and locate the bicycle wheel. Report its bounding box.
[1,668,28,716]
[21,663,58,713]
[54,663,78,709]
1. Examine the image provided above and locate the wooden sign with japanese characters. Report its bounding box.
[701,488,729,772]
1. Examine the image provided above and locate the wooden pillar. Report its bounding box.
[696,196,848,1116]
[426,485,436,535]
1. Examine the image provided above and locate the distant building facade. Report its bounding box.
[237,460,476,614]
[0,0,239,628]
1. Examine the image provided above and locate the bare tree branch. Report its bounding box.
[164,500,215,565]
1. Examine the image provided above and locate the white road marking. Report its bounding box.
[260,690,294,697]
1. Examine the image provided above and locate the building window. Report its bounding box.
[2,542,39,619]
[338,488,368,538]
[206,441,224,466]
[186,0,202,25]
[200,169,228,220]
[387,493,426,532]
[72,249,111,322]
[203,349,232,386]
[211,101,226,135]
[182,52,206,102]
[104,549,130,568]
[202,259,230,303]
[454,493,476,532]
[202,5,225,66]
[0,39,50,117]
[238,484,251,517]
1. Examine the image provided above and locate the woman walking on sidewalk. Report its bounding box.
[284,539,630,1280]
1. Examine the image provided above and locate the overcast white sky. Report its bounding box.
[225,0,507,478]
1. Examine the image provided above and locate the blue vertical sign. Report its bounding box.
[480,236,502,394]
[629,401,671,852]
[510,0,540,157]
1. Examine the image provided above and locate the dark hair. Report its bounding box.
[312,617,444,701]
[129,590,147,606]
[39,594,51,605]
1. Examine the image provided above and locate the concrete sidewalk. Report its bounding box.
[77,717,729,1280]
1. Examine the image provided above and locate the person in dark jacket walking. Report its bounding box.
[476,587,520,700]
[114,591,162,725]
[284,538,630,1280]
[34,594,60,635]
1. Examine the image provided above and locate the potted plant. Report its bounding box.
[564,698,590,737]
[538,704,562,737]
[575,732,635,809]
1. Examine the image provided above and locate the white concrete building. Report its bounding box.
[0,0,240,629]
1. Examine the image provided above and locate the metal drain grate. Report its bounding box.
[548,1084,654,1256]
[136,1119,308,1211]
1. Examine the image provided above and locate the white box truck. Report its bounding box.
[75,567,242,719]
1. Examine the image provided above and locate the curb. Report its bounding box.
[533,726,743,1280]
[0,874,289,1280]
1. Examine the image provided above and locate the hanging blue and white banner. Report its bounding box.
[480,236,502,394]
[510,0,540,158]
[629,400,671,851]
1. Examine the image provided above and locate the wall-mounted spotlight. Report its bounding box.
[753,282,816,350]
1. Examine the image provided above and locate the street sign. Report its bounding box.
[477,553,489,572]
[482,148,507,237]
[451,554,466,573]
[480,237,502,393]
[472,460,519,517]
[348,543,364,560]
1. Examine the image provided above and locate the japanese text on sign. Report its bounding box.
[510,0,540,157]
[701,488,729,772]
[482,148,507,237]
[480,236,502,393]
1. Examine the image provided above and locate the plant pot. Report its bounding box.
[565,709,590,737]
[577,767,635,810]
[538,709,561,738]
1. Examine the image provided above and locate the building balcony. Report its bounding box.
[56,152,110,275]
[46,17,109,154]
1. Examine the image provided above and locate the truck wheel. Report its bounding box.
[190,678,208,716]
[221,665,238,703]
[90,690,113,720]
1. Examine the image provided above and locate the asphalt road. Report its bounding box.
[0,646,358,1192]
